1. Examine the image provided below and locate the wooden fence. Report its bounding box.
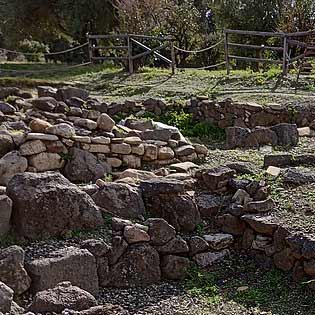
[87,34,175,74]
[224,29,315,75]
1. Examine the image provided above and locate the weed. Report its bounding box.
[103,174,113,182]
[103,213,112,227]
[59,152,72,161]
[195,223,205,235]
[0,233,22,248]
[185,266,221,304]
[233,269,288,306]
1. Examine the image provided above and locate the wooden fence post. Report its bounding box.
[87,34,93,64]
[127,35,134,74]
[282,35,288,76]
[224,30,230,75]
[170,40,176,75]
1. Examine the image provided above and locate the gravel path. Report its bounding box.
[98,282,257,315]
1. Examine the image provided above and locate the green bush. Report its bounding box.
[158,110,225,141]
[18,39,49,62]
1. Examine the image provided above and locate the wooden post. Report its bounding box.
[282,35,288,76]
[170,40,176,75]
[224,30,230,75]
[127,35,134,74]
[87,34,93,63]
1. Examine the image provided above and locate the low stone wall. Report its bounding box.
[186,98,315,129]
[0,86,208,186]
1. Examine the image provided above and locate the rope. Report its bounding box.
[174,39,224,54]
[0,42,89,56]
[0,62,92,74]
[178,61,226,70]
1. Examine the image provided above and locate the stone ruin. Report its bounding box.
[0,86,315,314]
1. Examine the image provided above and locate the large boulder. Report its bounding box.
[108,244,161,287]
[26,247,98,295]
[0,246,31,295]
[0,195,12,236]
[27,281,97,314]
[64,148,111,184]
[92,183,145,219]
[7,172,103,239]
[0,281,13,314]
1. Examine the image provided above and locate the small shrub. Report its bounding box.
[18,40,49,62]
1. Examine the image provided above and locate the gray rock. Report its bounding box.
[46,123,76,138]
[195,193,223,218]
[26,247,98,295]
[92,182,145,219]
[0,151,28,186]
[56,87,89,102]
[282,168,315,185]
[188,236,209,256]
[241,214,278,235]
[140,178,185,194]
[264,154,293,168]
[0,246,31,295]
[64,148,111,184]
[245,198,275,213]
[27,281,97,314]
[0,195,12,236]
[193,250,230,268]
[7,172,103,239]
[37,86,57,98]
[0,102,16,114]
[108,244,160,288]
[204,233,234,250]
[97,114,115,131]
[109,236,128,265]
[31,97,58,112]
[270,123,299,146]
[145,218,176,246]
[161,255,192,280]
[155,236,189,254]
[0,134,14,158]
[0,281,13,313]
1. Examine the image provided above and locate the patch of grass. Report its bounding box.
[185,266,221,304]
[233,269,287,306]
[0,233,23,248]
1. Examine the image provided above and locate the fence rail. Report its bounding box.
[224,28,315,75]
[87,33,175,74]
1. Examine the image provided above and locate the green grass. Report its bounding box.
[184,254,314,315]
[2,63,315,104]
[185,266,221,305]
